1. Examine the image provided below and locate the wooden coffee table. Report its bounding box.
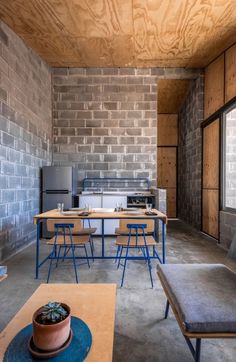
[0,284,116,361]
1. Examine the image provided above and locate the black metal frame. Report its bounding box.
[221,101,236,213]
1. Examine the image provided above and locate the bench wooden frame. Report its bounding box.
[157,271,236,362]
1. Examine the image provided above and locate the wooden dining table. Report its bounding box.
[0,283,116,362]
[33,208,167,279]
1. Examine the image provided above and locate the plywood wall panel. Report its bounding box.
[204,55,224,119]
[158,80,192,114]
[167,188,176,218]
[157,147,176,188]
[203,119,220,189]
[202,189,219,239]
[158,114,178,146]
[225,44,236,103]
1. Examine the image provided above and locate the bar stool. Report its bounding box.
[115,224,156,287]
[47,223,91,283]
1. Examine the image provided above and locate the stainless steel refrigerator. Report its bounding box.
[41,166,78,238]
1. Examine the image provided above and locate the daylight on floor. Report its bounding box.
[0,1,236,361]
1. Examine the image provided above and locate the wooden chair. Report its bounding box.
[46,221,92,283]
[115,223,157,287]
[47,218,95,260]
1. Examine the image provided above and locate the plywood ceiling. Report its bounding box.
[0,0,236,68]
[158,79,192,113]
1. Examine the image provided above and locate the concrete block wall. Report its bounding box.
[178,74,204,229]
[52,67,201,190]
[0,22,52,261]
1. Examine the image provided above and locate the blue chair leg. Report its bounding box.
[121,246,129,287]
[141,247,147,262]
[47,248,55,283]
[71,245,78,283]
[56,246,62,268]
[115,246,120,263]
[89,239,94,262]
[145,245,153,288]
[117,246,123,269]
[90,237,95,252]
[84,245,90,268]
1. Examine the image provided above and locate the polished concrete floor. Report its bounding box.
[0,220,236,361]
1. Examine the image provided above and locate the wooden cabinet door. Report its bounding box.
[202,119,219,238]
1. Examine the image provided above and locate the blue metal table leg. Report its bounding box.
[35,220,40,279]
[102,218,105,257]
[162,221,166,264]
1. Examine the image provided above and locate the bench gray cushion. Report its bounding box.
[157,264,236,333]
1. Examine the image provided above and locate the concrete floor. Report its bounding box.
[0,220,236,361]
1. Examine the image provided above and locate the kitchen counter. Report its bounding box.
[79,191,154,196]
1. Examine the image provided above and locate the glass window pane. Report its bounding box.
[225,107,236,208]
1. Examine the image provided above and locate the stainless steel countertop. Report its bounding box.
[78,191,154,196]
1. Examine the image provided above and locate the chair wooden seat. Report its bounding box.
[47,235,90,245]
[116,235,156,247]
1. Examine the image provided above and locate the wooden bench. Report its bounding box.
[157,264,236,362]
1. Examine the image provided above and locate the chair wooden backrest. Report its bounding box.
[47,219,82,233]
[118,219,154,233]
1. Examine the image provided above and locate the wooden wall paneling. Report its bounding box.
[167,188,176,218]
[157,114,178,146]
[157,147,176,188]
[204,54,224,119]
[203,119,220,189]
[225,43,236,103]
[202,189,219,238]
[158,80,192,114]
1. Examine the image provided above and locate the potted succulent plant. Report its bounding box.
[32,302,71,351]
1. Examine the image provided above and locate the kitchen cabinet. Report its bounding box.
[79,194,127,235]
[103,195,127,235]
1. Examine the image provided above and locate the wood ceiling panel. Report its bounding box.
[158,79,192,114]
[0,0,236,67]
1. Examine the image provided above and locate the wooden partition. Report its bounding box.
[157,114,178,217]
[225,44,236,103]
[204,55,224,119]
[202,119,220,238]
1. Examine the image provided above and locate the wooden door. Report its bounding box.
[202,119,219,238]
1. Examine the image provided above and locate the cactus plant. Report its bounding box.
[36,302,68,325]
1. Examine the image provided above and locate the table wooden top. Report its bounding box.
[33,208,167,224]
[0,284,116,362]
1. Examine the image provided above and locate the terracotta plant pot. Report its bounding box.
[32,303,71,351]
